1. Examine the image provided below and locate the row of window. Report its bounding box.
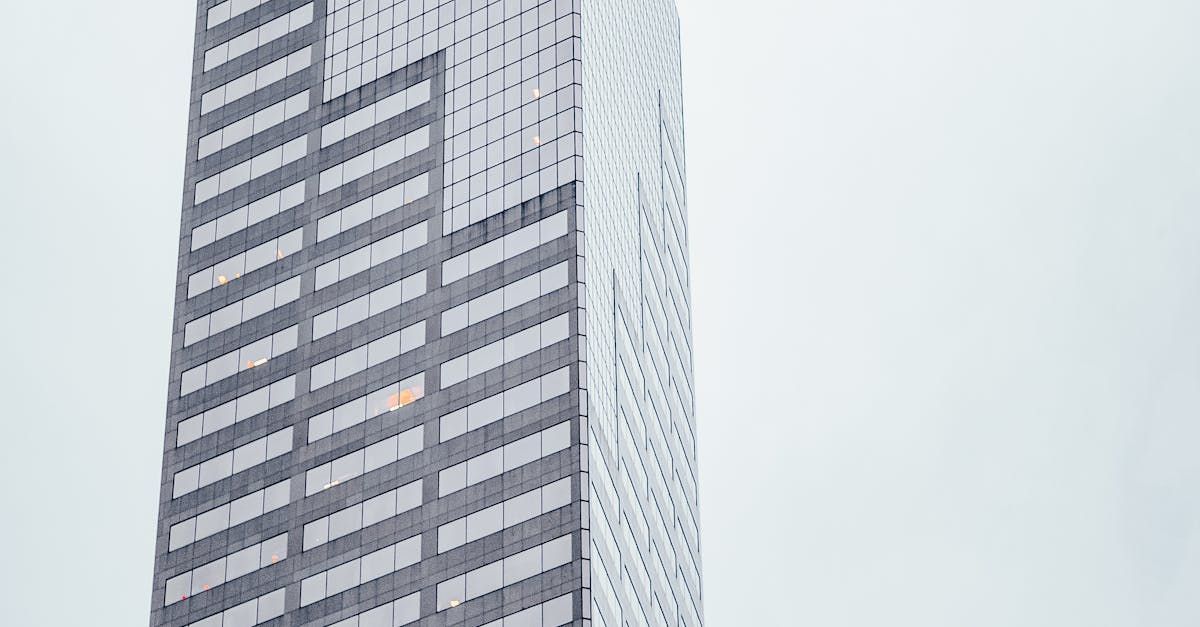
[321,79,431,148]
[204,3,314,72]
[308,320,426,391]
[195,135,308,205]
[442,162,575,236]
[180,325,298,396]
[299,535,422,606]
[302,479,423,550]
[307,372,425,443]
[185,588,285,627]
[316,171,429,242]
[169,479,291,551]
[165,534,288,606]
[434,534,572,611]
[205,0,271,30]
[173,426,293,498]
[442,261,567,336]
[201,46,312,115]
[191,181,305,251]
[177,375,295,447]
[317,125,431,195]
[187,227,303,298]
[481,592,573,627]
[437,476,570,554]
[199,45,309,115]
[438,421,570,498]
[314,220,428,291]
[439,366,569,443]
[439,313,569,388]
[328,591,420,627]
[198,91,309,160]
[304,424,424,496]
[313,270,426,340]
[441,210,568,285]
[185,276,301,347]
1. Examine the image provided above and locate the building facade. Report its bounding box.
[150,0,699,625]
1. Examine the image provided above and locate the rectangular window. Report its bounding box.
[438,314,569,389]
[437,477,570,553]
[164,534,288,606]
[198,91,309,160]
[203,4,314,72]
[206,0,270,30]
[195,136,307,205]
[308,321,425,392]
[317,125,430,195]
[179,326,298,396]
[437,421,571,498]
[441,211,569,285]
[184,587,286,627]
[313,221,427,291]
[302,479,422,550]
[320,80,431,148]
[187,228,303,298]
[308,372,425,443]
[168,479,290,551]
[299,535,421,607]
[316,172,430,242]
[200,46,312,115]
[304,424,423,496]
[184,276,301,346]
[176,376,295,447]
[326,591,420,627]
[312,271,425,340]
[441,261,568,336]
[191,182,305,251]
[434,535,572,611]
[439,367,569,442]
[172,426,293,498]
[479,593,573,627]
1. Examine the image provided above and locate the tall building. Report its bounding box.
[150,0,700,626]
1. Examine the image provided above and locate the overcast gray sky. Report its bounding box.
[3,0,1200,625]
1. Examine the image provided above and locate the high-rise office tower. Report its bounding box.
[150,0,699,625]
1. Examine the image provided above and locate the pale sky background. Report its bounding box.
[2,0,1199,625]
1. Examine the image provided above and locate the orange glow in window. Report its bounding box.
[217,275,229,285]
